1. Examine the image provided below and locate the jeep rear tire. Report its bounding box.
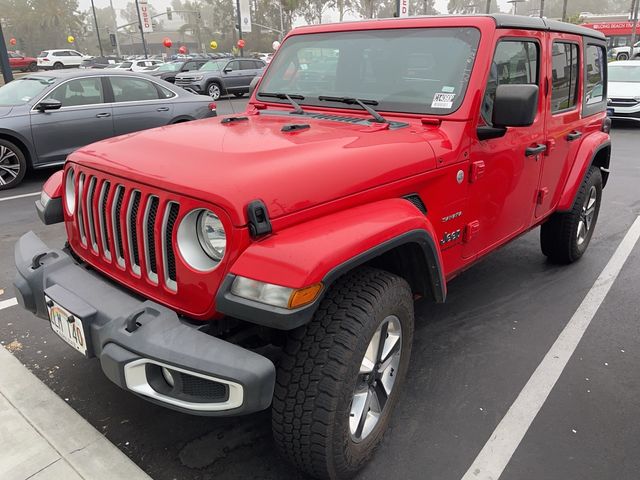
[272,267,414,479]
[540,166,602,264]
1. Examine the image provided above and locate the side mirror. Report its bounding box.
[249,76,261,96]
[35,99,62,112]
[223,67,232,73]
[492,84,539,127]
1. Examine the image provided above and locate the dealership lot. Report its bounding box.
[1,117,639,480]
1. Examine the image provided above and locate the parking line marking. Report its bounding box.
[0,191,40,202]
[0,298,18,311]
[462,215,640,480]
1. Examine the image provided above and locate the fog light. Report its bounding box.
[162,367,175,388]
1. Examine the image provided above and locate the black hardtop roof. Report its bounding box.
[490,14,606,41]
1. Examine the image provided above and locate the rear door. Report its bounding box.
[30,76,114,165]
[66,50,84,67]
[464,32,546,258]
[535,36,607,218]
[107,75,175,135]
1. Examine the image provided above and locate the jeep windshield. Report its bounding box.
[257,27,480,115]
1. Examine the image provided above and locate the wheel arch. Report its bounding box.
[0,131,35,168]
[557,134,610,212]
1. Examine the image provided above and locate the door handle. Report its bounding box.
[566,131,582,141]
[156,107,170,112]
[95,112,111,118]
[525,144,547,157]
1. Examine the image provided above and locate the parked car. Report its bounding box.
[149,59,208,83]
[0,70,216,189]
[8,52,38,72]
[80,56,123,69]
[606,60,640,123]
[14,14,611,480]
[37,49,88,70]
[610,40,640,60]
[175,58,265,99]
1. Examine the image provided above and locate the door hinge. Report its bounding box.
[469,161,485,183]
[537,187,549,205]
[464,220,480,242]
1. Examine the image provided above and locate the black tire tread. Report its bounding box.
[540,166,602,264]
[272,267,413,479]
[0,138,27,190]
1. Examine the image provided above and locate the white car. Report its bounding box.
[109,59,164,72]
[607,60,640,123]
[37,49,88,70]
[610,41,640,61]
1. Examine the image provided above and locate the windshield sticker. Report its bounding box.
[442,86,455,93]
[431,92,455,109]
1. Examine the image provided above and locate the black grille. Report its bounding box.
[403,194,427,215]
[101,182,110,249]
[114,187,125,258]
[165,203,179,281]
[179,372,228,400]
[130,191,141,266]
[147,197,159,274]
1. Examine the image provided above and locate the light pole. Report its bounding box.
[235,0,243,57]
[134,0,149,58]
[0,20,13,84]
[90,0,104,57]
[507,0,526,15]
[631,0,640,58]
[108,0,121,57]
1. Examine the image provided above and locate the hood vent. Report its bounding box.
[403,194,427,215]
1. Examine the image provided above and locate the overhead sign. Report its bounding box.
[239,0,252,33]
[138,0,153,33]
[399,0,409,17]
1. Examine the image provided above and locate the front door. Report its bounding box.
[30,76,114,166]
[221,60,245,91]
[464,33,546,258]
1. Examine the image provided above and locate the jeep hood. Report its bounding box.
[71,113,438,226]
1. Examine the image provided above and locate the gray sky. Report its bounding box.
[79,0,512,25]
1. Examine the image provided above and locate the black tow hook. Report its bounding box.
[31,251,58,270]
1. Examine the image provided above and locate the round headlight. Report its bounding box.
[197,210,226,261]
[65,168,75,214]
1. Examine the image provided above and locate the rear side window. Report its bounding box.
[551,42,579,113]
[584,44,606,108]
[110,77,161,102]
[481,40,539,124]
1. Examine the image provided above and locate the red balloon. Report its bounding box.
[9,38,16,46]
[237,39,246,49]
[178,46,187,54]
[163,38,172,48]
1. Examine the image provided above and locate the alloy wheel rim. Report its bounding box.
[349,315,402,443]
[209,85,220,99]
[577,185,597,246]
[0,145,20,186]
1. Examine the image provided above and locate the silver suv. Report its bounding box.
[175,58,265,100]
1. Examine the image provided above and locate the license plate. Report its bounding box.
[46,297,89,356]
[607,108,615,116]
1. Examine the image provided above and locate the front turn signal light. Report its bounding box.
[288,283,323,309]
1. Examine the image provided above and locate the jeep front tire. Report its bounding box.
[272,267,414,479]
[540,166,602,264]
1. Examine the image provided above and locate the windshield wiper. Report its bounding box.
[259,92,305,114]
[318,96,387,123]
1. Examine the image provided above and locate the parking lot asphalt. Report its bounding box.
[0,116,639,480]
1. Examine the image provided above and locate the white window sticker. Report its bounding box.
[442,86,455,93]
[431,92,455,109]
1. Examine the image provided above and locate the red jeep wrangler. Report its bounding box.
[16,14,610,479]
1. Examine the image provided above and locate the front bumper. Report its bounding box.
[175,81,204,94]
[13,231,275,416]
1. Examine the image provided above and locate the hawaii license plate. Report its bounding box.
[46,297,89,356]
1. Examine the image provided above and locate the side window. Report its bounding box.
[43,78,104,107]
[254,60,265,69]
[183,62,196,71]
[551,42,579,113]
[110,77,160,102]
[481,40,539,124]
[157,84,176,99]
[240,60,255,70]
[226,61,239,71]
[585,44,606,105]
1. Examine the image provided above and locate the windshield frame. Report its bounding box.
[256,26,481,117]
